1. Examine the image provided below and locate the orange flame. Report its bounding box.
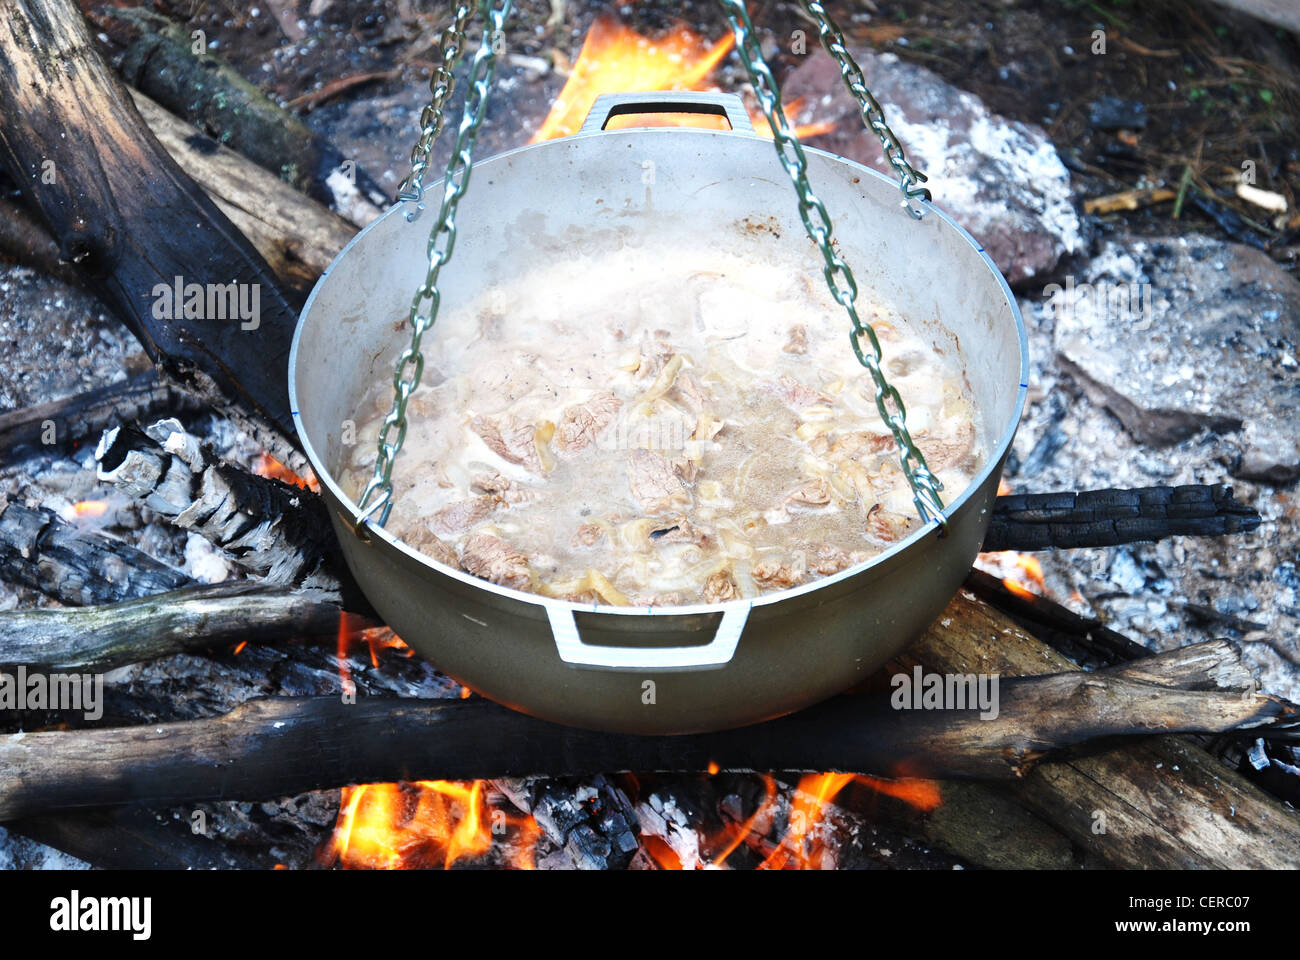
[71,500,108,518]
[758,772,856,869]
[252,452,320,492]
[709,773,778,868]
[327,781,538,870]
[978,549,1049,599]
[530,16,834,143]
[856,774,942,812]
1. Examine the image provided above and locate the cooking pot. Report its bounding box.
[289,91,1029,734]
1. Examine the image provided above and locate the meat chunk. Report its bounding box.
[916,421,976,473]
[703,570,740,603]
[830,431,894,462]
[556,392,622,452]
[637,338,675,379]
[460,532,533,590]
[397,523,460,568]
[430,495,501,536]
[784,477,831,508]
[470,413,542,472]
[752,558,803,590]
[671,371,712,413]
[760,375,830,411]
[572,522,605,547]
[807,544,869,576]
[647,516,711,547]
[865,504,917,544]
[783,325,808,354]
[471,471,532,504]
[626,448,692,515]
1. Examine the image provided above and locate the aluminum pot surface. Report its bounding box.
[289,92,1029,734]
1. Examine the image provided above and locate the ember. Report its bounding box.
[327,781,539,870]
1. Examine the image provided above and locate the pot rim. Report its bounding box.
[289,126,1030,619]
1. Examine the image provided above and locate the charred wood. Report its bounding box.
[1,637,1292,832]
[95,419,341,591]
[0,194,83,287]
[0,498,192,606]
[130,92,356,297]
[983,484,1260,552]
[0,371,203,463]
[492,775,640,870]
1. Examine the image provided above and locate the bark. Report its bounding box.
[0,0,299,443]
[103,6,387,223]
[0,580,348,672]
[130,91,356,296]
[911,589,1300,870]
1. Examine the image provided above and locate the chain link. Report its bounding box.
[357,0,513,533]
[717,0,947,529]
[394,3,474,205]
[799,1,930,219]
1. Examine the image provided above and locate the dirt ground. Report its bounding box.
[114,0,1298,263]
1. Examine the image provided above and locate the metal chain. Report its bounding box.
[799,1,930,219]
[717,0,947,529]
[394,3,474,205]
[357,0,513,532]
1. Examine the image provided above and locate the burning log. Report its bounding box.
[0,581,348,673]
[94,419,342,592]
[0,371,203,463]
[0,0,299,444]
[492,776,641,870]
[964,567,1150,667]
[0,499,191,606]
[1,633,1293,842]
[982,483,1260,552]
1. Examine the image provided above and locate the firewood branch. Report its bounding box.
[0,581,349,672]
[0,641,1292,824]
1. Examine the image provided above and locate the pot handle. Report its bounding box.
[546,603,751,670]
[578,91,756,136]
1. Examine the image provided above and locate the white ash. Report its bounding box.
[1006,233,1300,702]
[183,532,232,583]
[0,825,91,870]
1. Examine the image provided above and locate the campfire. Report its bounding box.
[0,0,1298,879]
[529,14,835,141]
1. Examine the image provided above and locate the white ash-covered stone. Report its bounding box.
[1052,234,1300,485]
[783,49,1082,285]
